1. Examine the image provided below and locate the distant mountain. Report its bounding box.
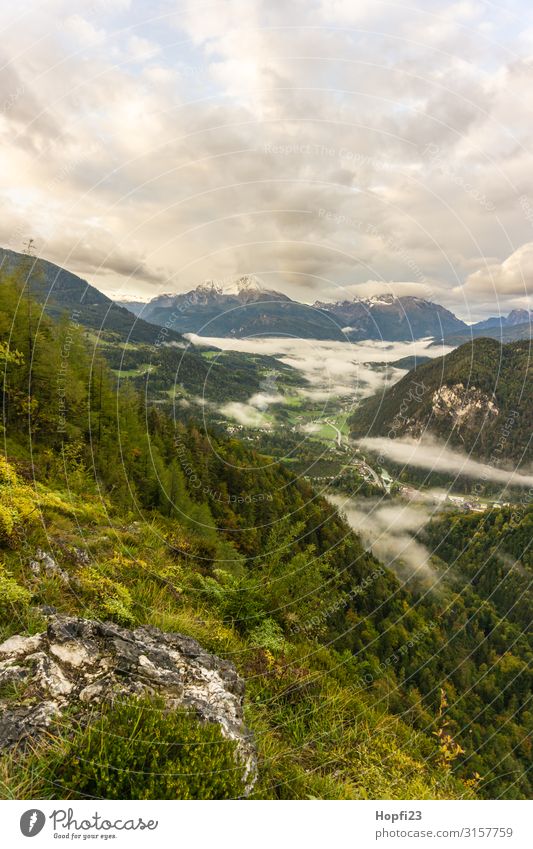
[434,320,532,347]
[122,277,346,340]
[0,247,184,345]
[118,300,150,318]
[472,309,532,331]
[314,294,467,341]
[350,338,532,464]
[122,283,467,342]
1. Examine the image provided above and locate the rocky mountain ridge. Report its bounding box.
[122,282,468,341]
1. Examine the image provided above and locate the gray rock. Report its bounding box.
[0,616,256,792]
[71,547,91,566]
[30,550,70,584]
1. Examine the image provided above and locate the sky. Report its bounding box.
[1,0,533,319]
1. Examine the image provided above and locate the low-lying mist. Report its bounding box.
[185,335,452,425]
[358,436,533,488]
[328,494,440,586]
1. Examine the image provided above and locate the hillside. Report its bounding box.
[0,247,184,345]
[0,275,531,799]
[0,249,306,406]
[350,338,532,464]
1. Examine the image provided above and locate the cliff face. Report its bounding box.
[431,383,499,435]
[0,616,257,792]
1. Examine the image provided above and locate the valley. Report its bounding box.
[0,253,531,801]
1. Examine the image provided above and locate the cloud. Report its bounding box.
[0,0,532,316]
[462,242,533,297]
[219,401,269,427]
[328,494,438,584]
[186,334,450,404]
[358,436,533,488]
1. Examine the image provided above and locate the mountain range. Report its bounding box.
[2,248,531,348]
[122,277,533,343]
[122,280,469,341]
[473,309,532,330]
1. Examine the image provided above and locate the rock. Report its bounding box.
[71,547,90,566]
[431,384,499,431]
[30,550,70,584]
[0,615,256,792]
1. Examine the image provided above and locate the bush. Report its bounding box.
[249,618,286,652]
[77,566,133,625]
[0,457,38,544]
[0,566,31,617]
[53,695,245,799]
[195,569,267,633]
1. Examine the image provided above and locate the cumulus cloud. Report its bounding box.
[462,243,533,297]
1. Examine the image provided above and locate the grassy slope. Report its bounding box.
[0,455,469,800]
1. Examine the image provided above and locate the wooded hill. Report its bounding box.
[350,338,532,465]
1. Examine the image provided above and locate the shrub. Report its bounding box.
[195,569,267,633]
[53,695,245,799]
[249,618,286,652]
[0,566,31,617]
[77,566,133,625]
[0,457,38,544]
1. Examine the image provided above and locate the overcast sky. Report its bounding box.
[1,0,533,318]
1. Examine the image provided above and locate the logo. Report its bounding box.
[20,810,46,837]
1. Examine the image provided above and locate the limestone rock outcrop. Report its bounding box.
[0,616,256,791]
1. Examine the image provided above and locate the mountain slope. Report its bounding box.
[0,281,531,799]
[313,294,467,340]
[0,249,305,405]
[0,247,185,345]
[350,338,532,464]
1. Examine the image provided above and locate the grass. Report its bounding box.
[0,456,473,801]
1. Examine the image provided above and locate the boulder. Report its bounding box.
[0,616,256,791]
